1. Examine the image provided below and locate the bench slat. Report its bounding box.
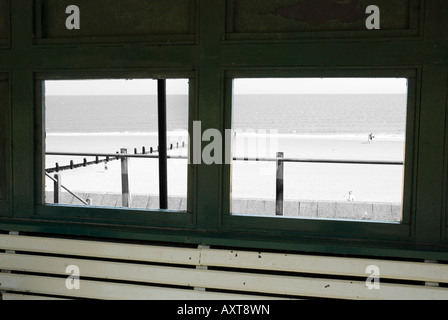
[200,249,448,284]
[2,234,448,300]
[1,293,68,300]
[0,273,277,300]
[0,234,200,266]
[2,253,447,300]
[3,234,448,284]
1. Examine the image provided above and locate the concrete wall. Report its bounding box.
[46,192,401,222]
[232,198,401,222]
[45,191,187,211]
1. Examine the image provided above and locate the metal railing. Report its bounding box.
[45,142,187,207]
[45,149,403,215]
[45,172,89,205]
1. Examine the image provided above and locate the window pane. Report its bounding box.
[44,79,189,211]
[231,78,408,222]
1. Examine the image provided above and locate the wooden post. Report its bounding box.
[276,152,284,216]
[54,173,61,204]
[120,149,130,208]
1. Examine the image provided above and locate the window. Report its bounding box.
[229,78,409,223]
[43,78,189,212]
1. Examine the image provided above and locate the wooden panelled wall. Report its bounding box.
[0,0,447,264]
[1,233,448,300]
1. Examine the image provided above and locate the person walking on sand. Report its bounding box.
[347,191,355,202]
[367,133,375,144]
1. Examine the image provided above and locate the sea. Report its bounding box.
[45,94,407,137]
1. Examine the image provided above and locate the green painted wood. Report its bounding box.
[414,65,447,243]
[195,0,224,230]
[10,0,34,222]
[35,0,196,41]
[0,0,10,47]
[423,0,448,40]
[11,0,33,49]
[0,0,446,260]
[11,71,34,219]
[226,0,417,35]
[0,77,9,207]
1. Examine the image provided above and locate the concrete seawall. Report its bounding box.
[46,191,401,222]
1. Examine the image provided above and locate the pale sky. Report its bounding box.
[45,79,189,95]
[45,78,408,96]
[233,78,408,95]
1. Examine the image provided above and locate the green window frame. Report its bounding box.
[33,72,197,230]
[221,68,419,242]
[0,73,10,214]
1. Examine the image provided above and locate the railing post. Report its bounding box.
[276,152,284,216]
[120,149,130,208]
[54,173,61,204]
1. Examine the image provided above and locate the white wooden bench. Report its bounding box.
[1,233,447,300]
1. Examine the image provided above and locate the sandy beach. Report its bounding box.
[231,133,405,203]
[45,132,405,212]
[45,132,189,197]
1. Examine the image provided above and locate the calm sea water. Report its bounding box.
[45,94,407,136]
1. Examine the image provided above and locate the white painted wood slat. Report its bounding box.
[0,273,277,300]
[1,293,69,300]
[2,253,448,300]
[0,234,201,266]
[1,234,448,300]
[200,249,448,284]
[2,234,448,285]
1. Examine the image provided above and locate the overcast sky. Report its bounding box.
[45,78,408,96]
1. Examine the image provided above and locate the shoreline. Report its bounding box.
[46,130,405,141]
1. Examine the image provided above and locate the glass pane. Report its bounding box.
[231,78,408,222]
[44,79,189,211]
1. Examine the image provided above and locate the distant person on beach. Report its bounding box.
[367,133,375,144]
[104,162,108,171]
[347,191,355,202]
